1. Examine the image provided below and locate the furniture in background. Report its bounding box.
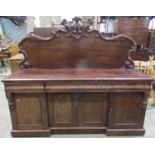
[116,18,155,106]
[0,47,11,73]
[3,17,152,137]
[117,18,150,48]
[9,43,18,57]
[116,18,151,61]
[148,29,155,52]
[10,53,24,73]
[146,29,155,104]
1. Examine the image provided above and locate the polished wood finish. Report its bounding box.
[3,17,152,137]
[19,17,136,69]
[18,33,135,69]
[78,93,108,127]
[48,93,76,127]
[13,93,48,129]
[108,92,144,129]
[3,68,151,136]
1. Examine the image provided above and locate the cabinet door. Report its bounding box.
[108,92,145,129]
[78,93,108,127]
[12,93,48,130]
[48,93,77,127]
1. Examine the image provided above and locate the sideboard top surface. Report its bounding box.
[3,68,152,82]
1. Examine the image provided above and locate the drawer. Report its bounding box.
[4,82,44,93]
[45,81,151,92]
[45,81,112,92]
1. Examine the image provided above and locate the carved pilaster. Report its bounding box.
[6,92,15,111]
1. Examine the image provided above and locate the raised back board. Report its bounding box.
[19,17,136,69]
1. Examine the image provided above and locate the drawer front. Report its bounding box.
[45,81,112,92]
[4,82,44,93]
[45,81,151,92]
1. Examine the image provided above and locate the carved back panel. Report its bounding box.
[19,17,136,69]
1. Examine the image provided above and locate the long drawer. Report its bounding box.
[45,80,151,92]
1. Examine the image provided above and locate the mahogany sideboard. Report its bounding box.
[3,17,152,137]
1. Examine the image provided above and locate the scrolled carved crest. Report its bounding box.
[18,17,137,70]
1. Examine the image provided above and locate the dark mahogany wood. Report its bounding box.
[18,33,136,69]
[18,17,136,70]
[3,17,152,137]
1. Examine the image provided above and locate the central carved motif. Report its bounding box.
[59,17,94,39]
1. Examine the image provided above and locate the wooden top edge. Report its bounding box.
[2,68,153,82]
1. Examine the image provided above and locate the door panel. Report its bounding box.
[48,93,76,127]
[78,93,108,127]
[108,92,144,129]
[14,93,48,130]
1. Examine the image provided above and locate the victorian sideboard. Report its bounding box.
[3,17,152,137]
